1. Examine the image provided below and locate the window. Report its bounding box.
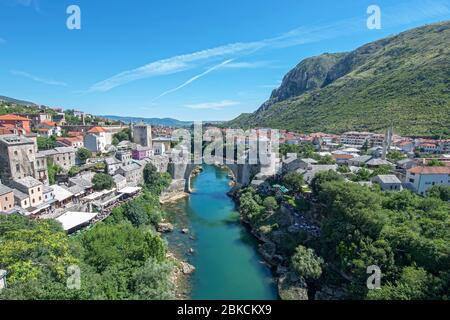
[16,164,20,172]
[32,199,35,204]
[409,179,415,183]
[14,151,18,156]
[31,189,34,194]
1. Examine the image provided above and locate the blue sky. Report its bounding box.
[0,0,449,121]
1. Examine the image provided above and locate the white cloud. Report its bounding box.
[88,43,264,93]
[221,61,275,69]
[11,70,68,87]
[185,100,240,110]
[1,0,40,10]
[87,0,450,93]
[151,59,234,101]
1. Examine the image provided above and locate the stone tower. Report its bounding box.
[132,121,152,148]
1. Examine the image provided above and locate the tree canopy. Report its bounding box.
[92,173,115,191]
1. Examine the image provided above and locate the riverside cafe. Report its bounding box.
[88,186,142,212]
[56,187,141,234]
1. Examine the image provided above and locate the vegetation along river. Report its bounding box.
[163,164,278,300]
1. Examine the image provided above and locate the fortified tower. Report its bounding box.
[132,121,152,148]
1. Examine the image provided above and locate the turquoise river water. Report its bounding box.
[164,164,278,300]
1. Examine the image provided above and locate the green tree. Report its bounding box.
[68,166,81,177]
[291,246,324,281]
[0,215,77,285]
[113,129,132,143]
[371,165,394,177]
[76,148,92,164]
[283,172,304,193]
[263,196,278,212]
[37,136,57,150]
[92,173,115,191]
[311,170,343,195]
[427,185,450,202]
[387,150,406,162]
[130,258,175,300]
[351,168,373,182]
[143,163,171,194]
[80,222,166,273]
[47,159,62,185]
[367,266,431,300]
[427,159,445,167]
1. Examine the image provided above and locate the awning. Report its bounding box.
[118,186,142,194]
[82,188,116,201]
[56,211,98,231]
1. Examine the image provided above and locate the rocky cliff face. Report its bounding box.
[258,53,346,112]
[228,21,450,137]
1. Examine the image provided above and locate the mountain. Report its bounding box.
[227,21,450,137]
[101,115,193,127]
[0,95,37,106]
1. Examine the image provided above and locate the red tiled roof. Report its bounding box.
[408,166,450,175]
[88,126,108,133]
[333,154,354,160]
[67,131,84,137]
[60,136,83,142]
[0,114,30,121]
[42,121,57,126]
[419,143,438,148]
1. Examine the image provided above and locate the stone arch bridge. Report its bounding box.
[168,160,261,192]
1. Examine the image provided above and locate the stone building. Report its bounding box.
[116,150,133,166]
[132,122,152,147]
[0,135,40,183]
[116,163,143,187]
[10,176,44,208]
[0,184,14,213]
[37,147,76,172]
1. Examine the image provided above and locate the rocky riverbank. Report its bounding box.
[166,252,194,300]
[230,187,326,300]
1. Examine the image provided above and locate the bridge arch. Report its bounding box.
[168,161,259,193]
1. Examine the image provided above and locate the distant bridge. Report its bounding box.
[168,154,276,192]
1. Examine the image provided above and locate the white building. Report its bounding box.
[105,157,121,175]
[406,166,450,195]
[84,126,112,153]
[340,132,385,147]
[372,175,403,192]
[153,142,166,156]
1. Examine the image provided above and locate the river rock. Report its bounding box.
[157,223,174,233]
[314,286,348,300]
[278,272,309,300]
[181,228,190,234]
[259,242,278,266]
[181,262,196,275]
[188,248,195,254]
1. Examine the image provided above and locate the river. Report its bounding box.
[163,164,278,300]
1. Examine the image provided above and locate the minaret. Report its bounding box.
[382,126,393,160]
